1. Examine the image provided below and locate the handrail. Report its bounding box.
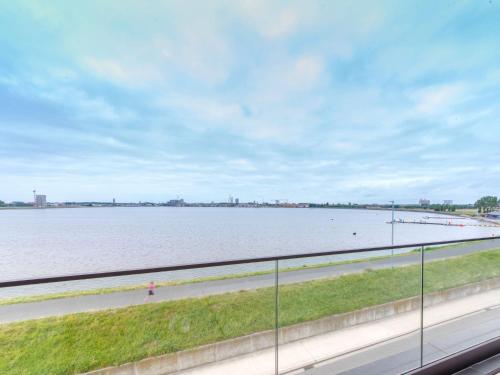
[1,235,499,288]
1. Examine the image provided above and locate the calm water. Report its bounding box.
[1,207,498,297]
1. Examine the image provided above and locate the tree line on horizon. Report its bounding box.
[474,196,499,213]
[1,196,499,212]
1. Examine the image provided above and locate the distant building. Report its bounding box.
[34,195,47,208]
[228,196,234,204]
[419,199,430,207]
[235,198,239,204]
[167,199,184,207]
[443,200,453,205]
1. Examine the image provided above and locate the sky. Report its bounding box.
[0,0,499,204]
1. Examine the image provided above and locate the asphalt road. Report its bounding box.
[303,303,500,375]
[0,239,498,323]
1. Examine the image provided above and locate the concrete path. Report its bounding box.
[0,239,498,323]
[175,288,500,375]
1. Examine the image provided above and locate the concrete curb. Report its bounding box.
[82,278,500,375]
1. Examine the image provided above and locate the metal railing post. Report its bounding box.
[275,260,279,375]
[420,245,425,368]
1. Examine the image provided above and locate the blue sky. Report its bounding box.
[0,1,499,203]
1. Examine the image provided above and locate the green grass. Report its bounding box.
[416,240,485,253]
[1,248,499,375]
[0,240,483,306]
[455,208,479,217]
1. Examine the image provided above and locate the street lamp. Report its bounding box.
[390,200,395,246]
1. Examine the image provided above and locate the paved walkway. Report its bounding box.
[0,239,498,323]
[176,288,500,375]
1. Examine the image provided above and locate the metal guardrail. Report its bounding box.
[1,235,499,288]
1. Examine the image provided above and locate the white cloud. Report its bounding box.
[84,57,163,88]
[155,27,233,85]
[344,175,438,190]
[159,95,243,124]
[289,55,324,91]
[412,83,466,115]
[227,159,257,171]
[275,54,325,91]
[39,85,136,123]
[238,0,302,39]
[156,52,326,143]
[443,108,493,129]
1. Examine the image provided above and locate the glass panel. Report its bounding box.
[422,237,500,366]
[0,261,277,375]
[278,246,423,374]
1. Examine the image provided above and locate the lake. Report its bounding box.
[1,207,498,298]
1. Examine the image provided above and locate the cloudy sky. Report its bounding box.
[0,1,499,203]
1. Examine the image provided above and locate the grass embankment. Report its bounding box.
[0,241,484,306]
[1,249,499,375]
[455,208,479,217]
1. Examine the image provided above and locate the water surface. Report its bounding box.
[1,207,498,297]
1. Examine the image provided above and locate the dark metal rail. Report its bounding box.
[407,336,500,375]
[1,235,499,288]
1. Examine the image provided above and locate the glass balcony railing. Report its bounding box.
[0,236,499,375]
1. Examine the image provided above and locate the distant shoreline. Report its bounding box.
[0,205,458,210]
[0,204,478,214]
[0,204,490,222]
